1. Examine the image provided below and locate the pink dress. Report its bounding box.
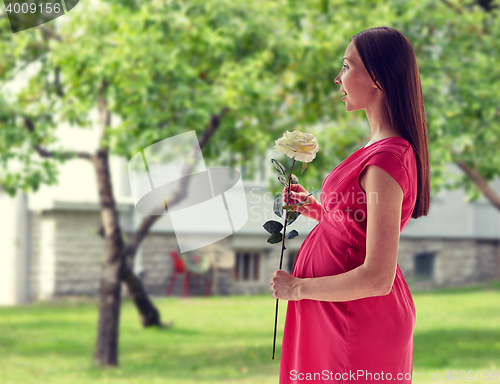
[279,136,418,384]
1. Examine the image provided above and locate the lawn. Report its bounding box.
[0,280,499,384]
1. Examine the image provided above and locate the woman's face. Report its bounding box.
[334,41,380,111]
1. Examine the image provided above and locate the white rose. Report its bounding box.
[273,130,319,163]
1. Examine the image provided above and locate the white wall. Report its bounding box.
[404,162,500,239]
[27,109,131,211]
[0,190,29,305]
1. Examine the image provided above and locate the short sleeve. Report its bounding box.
[358,151,409,195]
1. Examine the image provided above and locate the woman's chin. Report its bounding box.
[343,100,359,112]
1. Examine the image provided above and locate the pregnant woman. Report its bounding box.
[269,27,430,383]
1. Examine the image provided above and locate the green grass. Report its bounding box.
[0,280,499,384]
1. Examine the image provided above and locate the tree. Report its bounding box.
[431,0,500,207]
[0,0,347,366]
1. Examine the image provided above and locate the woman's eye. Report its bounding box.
[343,65,348,70]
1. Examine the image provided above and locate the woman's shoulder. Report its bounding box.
[364,136,411,156]
[363,138,415,169]
[358,138,417,191]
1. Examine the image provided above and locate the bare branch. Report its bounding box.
[39,25,62,42]
[97,80,111,150]
[97,222,105,238]
[23,116,93,161]
[439,0,464,14]
[55,66,64,98]
[122,107,231,270]
[455,159,500,210]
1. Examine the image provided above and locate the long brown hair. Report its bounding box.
[352,27,430,218]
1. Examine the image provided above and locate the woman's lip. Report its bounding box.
[342,95,347,101]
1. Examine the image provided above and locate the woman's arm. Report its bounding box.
[270,164,403,301]
[306,197,323,223]
[282,185,323,222]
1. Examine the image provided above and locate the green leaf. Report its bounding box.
[295,200,313,208]
[278,175,288,187]
[271,159,286,176]
[301,162,308,175]
[285,210,301,225]
[286,229,299,240]
[263,220,283,234]
[273,193,283,218]
[290,174,298,184]
[267,232,283,244]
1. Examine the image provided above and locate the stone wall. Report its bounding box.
[137,233,176,296]
[256,249,298,295]
[476,239,500,281]
[30,210,240,299]
[30,210,106,300]
[28,211,41,300]
[28,209,500,300]
[138,233,237,297]
[397,237,500,289]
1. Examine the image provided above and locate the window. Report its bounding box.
[234,251,261,281]
[414,252,435,281]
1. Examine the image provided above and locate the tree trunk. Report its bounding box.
[96,227,163,328]
[122,266,162,327]
[455,159,500,210]
[93,148,126,367]
[94,261,123,366]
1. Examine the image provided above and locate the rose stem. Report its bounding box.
[272,158,296,359]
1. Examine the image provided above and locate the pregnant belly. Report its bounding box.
[293,223,354,279]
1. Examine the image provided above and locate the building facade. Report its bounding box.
[2,149,500,305]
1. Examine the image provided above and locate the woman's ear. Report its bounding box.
[373,79,384,93]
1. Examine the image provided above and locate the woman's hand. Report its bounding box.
[282,183,320,221]
[269,270,302,301]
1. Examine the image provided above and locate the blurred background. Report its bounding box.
[0,0,499,383]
